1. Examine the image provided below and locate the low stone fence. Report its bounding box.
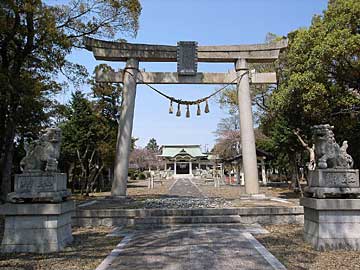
[72,206,304,227]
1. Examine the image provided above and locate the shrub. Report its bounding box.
[138,172,146,180]
[128,168,138,180]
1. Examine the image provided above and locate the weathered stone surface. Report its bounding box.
[305,186,360,198]
[112,58,139,197]
[7,172,71,202]
[312,124,354,169]
[84,37,288,63]
[305,168,360,198]
[0,200,75,215]
[177,41,198,75]
[20,127,61,173]
[1,201,75,253]
[74,205,304,228]
[301,197,360,250]
[4,213,72,229]
[309,169,359,187]
[96,69,278,85]
[15,172,66,192]
[236,59,259,195]
[304,233,360,251]
[84,36,288,53]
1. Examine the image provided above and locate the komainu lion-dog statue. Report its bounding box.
[20,127,61,173]
[312,124,353,169]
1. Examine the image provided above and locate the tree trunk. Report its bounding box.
[290,157,303,197]
[77,148,88,196]
[68,162,75,193]
[86,164,104,195]
[0,123,15,201]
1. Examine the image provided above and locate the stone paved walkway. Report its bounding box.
[97,226,286,270]
[169,178,204,198]
[95,178,287,269]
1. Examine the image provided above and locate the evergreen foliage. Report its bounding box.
[0,0,141,199]
[261,0,360,169]
[146,138,160,153]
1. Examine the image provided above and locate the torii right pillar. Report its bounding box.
[236,58,259,195]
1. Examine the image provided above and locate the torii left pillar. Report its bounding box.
[112,58,139,197]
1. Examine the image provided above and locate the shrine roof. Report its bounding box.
[160,145,207,158]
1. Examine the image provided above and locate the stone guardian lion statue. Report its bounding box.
[311,124,353,169]
[20,127,62,173]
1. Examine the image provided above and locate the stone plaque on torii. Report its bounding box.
[84,37,287,197]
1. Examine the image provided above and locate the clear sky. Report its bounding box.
[55,0,329,150]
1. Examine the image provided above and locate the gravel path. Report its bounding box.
[143,197,232,208]
[169,178,204,198]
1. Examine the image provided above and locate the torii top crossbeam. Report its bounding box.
[84,37,287,63]
[84,38,287,85]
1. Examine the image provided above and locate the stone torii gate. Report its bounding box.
[84,37,287,198]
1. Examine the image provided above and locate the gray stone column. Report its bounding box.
[236,59,259,194]
[112,58,139,197]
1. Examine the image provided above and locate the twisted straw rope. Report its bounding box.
[123,68,248,105]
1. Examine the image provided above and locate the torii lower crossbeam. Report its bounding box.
[96,70,277,85]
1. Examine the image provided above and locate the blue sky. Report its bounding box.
[53,0,328,149]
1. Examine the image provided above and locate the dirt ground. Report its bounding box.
[72,178,176,201]
[127,177,176,198]
[199,183,300,199]
[0,217,120,270]
[197,180,301,207]
[73,178,299,199]
[73,178,301,209]
[256,224,360,270]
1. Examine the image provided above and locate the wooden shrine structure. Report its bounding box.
[84,37,287,197]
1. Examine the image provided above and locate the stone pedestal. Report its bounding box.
[0,201,75,253]
[305,169,360,198]
[8,172,71,202]
[301,197,360,250]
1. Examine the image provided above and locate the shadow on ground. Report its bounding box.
[256,225,318,270]
[0,227,119,270]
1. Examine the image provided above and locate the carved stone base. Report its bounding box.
[8,172,71,203]
[305,187,360,199]
[301,197,360,251]
[305,169,360,198]
[1,201,74,253]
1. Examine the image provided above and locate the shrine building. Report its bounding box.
[159,145,214,176]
